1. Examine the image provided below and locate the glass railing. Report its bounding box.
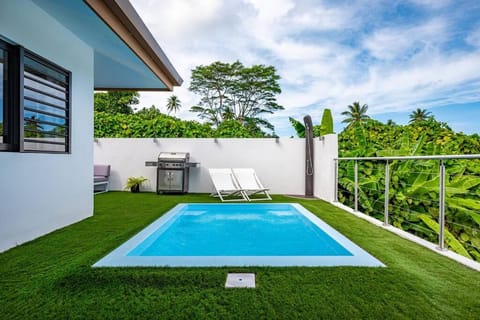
[335,155,480,261]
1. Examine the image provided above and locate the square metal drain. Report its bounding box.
[225,273,256,288]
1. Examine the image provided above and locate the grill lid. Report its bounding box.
[158,152,189,161]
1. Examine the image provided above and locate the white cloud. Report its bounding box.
[243,0,295,21]
[135,0,225,40]
[129,0,480,136]
[362,19,448,61]
[288,4,355,31]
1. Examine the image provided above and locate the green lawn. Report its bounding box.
[1,192,479,319]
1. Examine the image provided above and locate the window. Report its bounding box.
[0,38,71,153]
[23,52,70,152]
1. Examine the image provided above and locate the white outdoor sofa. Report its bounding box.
[94,164,111,194]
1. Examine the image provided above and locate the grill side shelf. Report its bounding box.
[145,161,199,168]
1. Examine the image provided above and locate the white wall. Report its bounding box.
[94,136,338,198]
[314,134,338,202]
[0,0,94,252]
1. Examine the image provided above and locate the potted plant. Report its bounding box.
[124,176,148,193]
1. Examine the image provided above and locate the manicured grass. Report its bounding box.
[1,192,479,319]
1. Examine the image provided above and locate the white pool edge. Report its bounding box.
[93,203,385,268]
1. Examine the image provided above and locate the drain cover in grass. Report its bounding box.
[225,273,255,288]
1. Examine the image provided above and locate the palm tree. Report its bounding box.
[341,102,369,127]
[386,119,397,126]
[166,95,181,115]
[409,108,431,123]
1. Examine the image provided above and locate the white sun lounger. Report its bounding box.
[232,168,272,201]
[208,168,248,202]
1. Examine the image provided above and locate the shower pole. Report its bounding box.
[304,115,314,197]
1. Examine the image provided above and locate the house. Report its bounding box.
[0,0,182,252]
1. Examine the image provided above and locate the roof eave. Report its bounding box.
[84,0,183,91]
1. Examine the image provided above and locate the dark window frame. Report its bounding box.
[0,40,13,151]
[0,38,71,154]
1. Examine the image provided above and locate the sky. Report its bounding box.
[130,0,480,136]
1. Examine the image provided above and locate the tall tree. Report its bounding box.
[166,95,181,115]
[409,108,432,123]
[189,61,283,133]
[94,91,139,114]
[189,61,241,126]
[341,102,369,127]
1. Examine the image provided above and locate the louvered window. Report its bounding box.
[0,37,71,153]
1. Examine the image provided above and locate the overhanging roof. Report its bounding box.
[31,0,183,91]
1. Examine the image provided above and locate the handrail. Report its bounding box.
[337,154,480,161]
[334,153,480,255]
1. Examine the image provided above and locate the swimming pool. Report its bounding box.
[93,203,384,267]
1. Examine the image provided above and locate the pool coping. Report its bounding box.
[93,203,385,267]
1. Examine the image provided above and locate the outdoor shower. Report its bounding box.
[304,115,314,197]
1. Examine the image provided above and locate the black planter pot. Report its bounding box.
[130,184,140,193]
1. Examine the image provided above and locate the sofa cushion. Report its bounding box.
[94,165,110,177]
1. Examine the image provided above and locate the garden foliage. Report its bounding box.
[94,91,139,114]
[289,108,334,138]
[94,108,266,138]
[338,118,480,260]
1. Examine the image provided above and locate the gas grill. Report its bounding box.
[145,152,198,194]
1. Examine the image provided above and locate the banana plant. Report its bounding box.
[418,214,471,258]
[338,120,480,260]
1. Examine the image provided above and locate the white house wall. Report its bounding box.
[314,134,338,202]
[93,137,338,197]
[0,0,94,252]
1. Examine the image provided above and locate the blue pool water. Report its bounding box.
[128,204,352,256]
[93,203,385,267]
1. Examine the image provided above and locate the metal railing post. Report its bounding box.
[384,160,390,226]
[354,160,358,212]
[334,159,338,202]
[438,160,446,250]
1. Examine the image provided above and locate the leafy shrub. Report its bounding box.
[94,111,270,138]
[338,119,480,260]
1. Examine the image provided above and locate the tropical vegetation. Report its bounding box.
[288,103,480,260]
[93,60,285,138]
[189,61,283,134]
[409,108,432,123]
[94,108,267,138]
[1,193,479,319]
[289,108,334,138]
[337,109,480,261]
[124,176,148,192]
[340,101,369,127]
[94,91,139,114]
